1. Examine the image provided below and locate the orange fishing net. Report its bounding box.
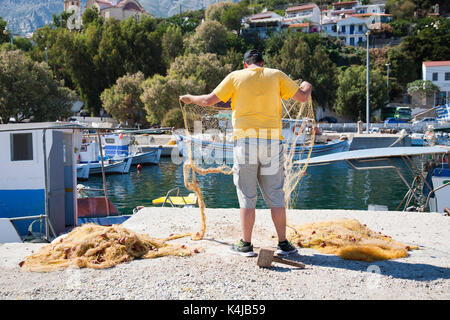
[287,218,419,262]
[20,224,195,272]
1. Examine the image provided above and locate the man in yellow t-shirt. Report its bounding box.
[180,49,312,257]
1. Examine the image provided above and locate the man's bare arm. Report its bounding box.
[292,81,312,103]
[179,93,221,106]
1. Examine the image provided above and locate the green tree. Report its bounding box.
[386,0,416,20]
[141,52,232,125]
[161,25,184,67]
[11,37,33,52]
[0,17,10,44]
[220,48,244,72]
[187,20,228,55]
[205,2,233,21]
[82,7,104,26]
[220,3,249,32]
[141,75,204,125]
[388,19,412,37]
[100,72,146,127]
[31,15,164,114]
[398,17,450,79]
[0,49,74,123]
[161,108,184,128]
[271,33,338,109]
[168,53,232,93]
[52,10,75,28]
[387,46,417,86]
[334,66,388,121]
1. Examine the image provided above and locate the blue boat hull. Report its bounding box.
[0,189,45,236]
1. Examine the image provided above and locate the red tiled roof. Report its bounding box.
[250,12,274,20]
[288,23,310,28]
[92,0,148,13]
[332,1,357,6]
[423,61,450,67]
[351,13,392,17]
[331,9,355,15]
[286,4,317,12]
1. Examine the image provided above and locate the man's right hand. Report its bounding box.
[179,95,193,104]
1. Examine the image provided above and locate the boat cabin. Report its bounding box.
[102,133,132,158]
[0,122,84,241]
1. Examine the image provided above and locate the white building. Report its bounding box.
[284,4,321,24]
[422,61,450,105]
[320,1,389,45]
[321,21,337,36]
[244,11,283,39]
[336,16,368,46]
[353,3,385,15]
[65,0,151,21]
[283,3,320,33]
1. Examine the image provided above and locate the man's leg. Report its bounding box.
[258,140,297,255]
[270,207,286,243]
[230,138,258,256]
[240,208,255,243]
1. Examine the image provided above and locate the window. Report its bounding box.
[445,72,450,81]
[432,72,438,81]
[341,26,346,33]
[10,133,33,161]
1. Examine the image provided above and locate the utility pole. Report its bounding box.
[386,63,390,88]
[366,30,371,133]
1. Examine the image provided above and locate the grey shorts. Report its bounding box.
[233,138,285,209]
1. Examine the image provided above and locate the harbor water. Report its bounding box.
[81,157,417,215]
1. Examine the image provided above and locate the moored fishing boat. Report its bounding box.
[102,133,162,165]
[174,118,352,163]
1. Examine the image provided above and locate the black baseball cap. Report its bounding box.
[243,49,263,63]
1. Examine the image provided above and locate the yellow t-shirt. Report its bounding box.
[213,67,299,140]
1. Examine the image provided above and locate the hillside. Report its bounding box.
[0,0,236,35]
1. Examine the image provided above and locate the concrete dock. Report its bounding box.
[0,208,448,300]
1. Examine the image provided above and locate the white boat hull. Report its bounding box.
[78,157,132,175]
[77,163,90,179]
[130,148,162,165]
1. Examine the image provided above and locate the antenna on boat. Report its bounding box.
[96,130,110,217]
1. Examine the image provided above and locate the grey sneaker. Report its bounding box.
[276,240,298,256]
[229,239,257,257]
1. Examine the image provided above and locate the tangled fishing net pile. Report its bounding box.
[20,224,194,272]
[287,219,418,262]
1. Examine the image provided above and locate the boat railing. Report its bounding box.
[161,187,186,207]
[8,214,57,242]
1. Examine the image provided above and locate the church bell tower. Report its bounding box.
[64,0,81,12]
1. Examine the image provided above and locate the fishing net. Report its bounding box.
[20,224,195,272]
[287,218,418,262]
[174,87,316,241]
